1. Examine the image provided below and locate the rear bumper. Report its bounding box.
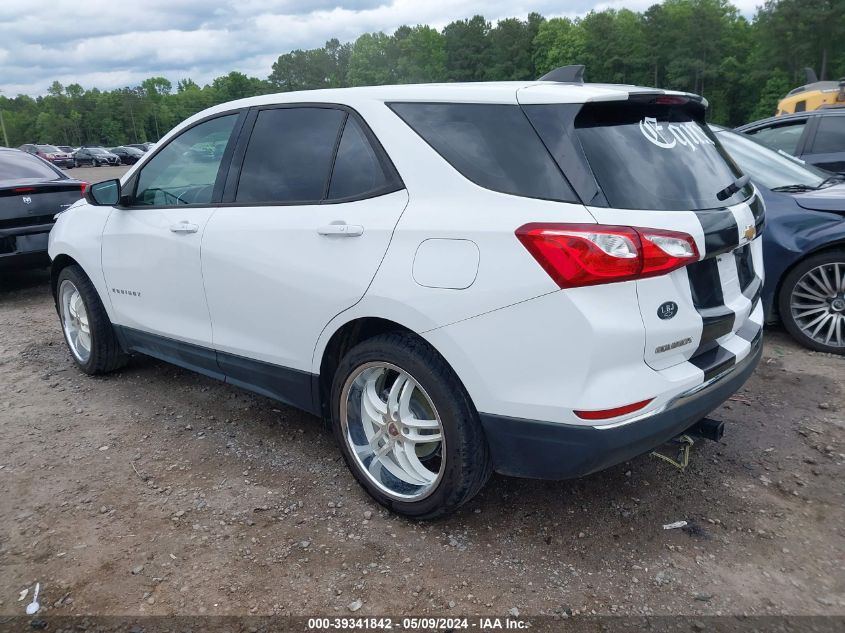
[479,334,762,480]
[0,224,52,269]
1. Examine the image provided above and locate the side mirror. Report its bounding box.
[86,179,121,206]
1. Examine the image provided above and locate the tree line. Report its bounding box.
[1,0,842,148]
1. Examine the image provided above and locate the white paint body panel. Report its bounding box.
[202,191,408,372]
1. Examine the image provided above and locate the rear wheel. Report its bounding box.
[779,249,845,354]
[56,265,128,374]
[331,332,491,519]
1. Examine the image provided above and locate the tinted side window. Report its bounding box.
[811,116,845,154]
[134,114,237,206]
[746,121,806,154]
[328,117,393,200]
[389,103,576,202]
[236,107,345,204]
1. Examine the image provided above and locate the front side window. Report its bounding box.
[235,107,345,204]
[133,114,237,206]
[389,103,576,202]
[572,101,751,210]
[745,120,807,154]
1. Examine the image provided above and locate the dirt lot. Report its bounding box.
[65,165,129,185]
[0,266,843,619]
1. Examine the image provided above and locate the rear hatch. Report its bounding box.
[520,87,764,375]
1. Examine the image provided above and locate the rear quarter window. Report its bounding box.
[389,102,577,202]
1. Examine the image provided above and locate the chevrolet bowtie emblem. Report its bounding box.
[743,225,756,241]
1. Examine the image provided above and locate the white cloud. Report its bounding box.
[0,0,761,97]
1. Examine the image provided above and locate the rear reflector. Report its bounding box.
[574,398,653,420]
[516,223,699,288]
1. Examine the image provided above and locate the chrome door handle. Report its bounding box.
[170,222,199,234]
[317,222,364,237]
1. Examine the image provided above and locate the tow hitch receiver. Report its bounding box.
[650,418,725,470]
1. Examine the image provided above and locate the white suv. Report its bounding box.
[49,74,765,518]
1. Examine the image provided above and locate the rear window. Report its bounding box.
[573,102,751,210]
[389,103,576,202]
[0,150,62,186]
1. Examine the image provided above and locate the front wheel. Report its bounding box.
[331,332,491,519]
[778,249,845,354]
[56,264,128,374]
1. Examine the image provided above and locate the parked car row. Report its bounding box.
[17,142,155,169]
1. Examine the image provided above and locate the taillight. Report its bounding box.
[515,223,699,288]
[80,182,89,195]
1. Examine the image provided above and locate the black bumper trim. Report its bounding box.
[478,339,762,480]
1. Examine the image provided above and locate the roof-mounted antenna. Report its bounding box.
[538,65,585,83]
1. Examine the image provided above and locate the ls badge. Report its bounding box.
[657,301,678,320]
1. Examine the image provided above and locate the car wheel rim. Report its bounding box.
[59,280,92,363]
[790,261,845,348]
[340,362,445,501]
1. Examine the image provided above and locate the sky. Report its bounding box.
[1,0,763,98]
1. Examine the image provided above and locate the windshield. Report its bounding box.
[36,144,60,153]
[88,148,109,155]
[0,150,62,186]
[713,127,827,190]
[574,101,751,210]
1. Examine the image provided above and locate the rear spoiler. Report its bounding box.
[536,65,707,108]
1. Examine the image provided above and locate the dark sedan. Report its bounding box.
[73,147,121,167]
[714,126,845,354]
[109,146,145,165]
[0,148,87,269]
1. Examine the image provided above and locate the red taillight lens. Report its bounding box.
[574,398,654,420]
[80,182,89,195]
[14,187,35,193]
[516,223,699,288]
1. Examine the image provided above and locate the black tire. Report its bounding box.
[330,332,492,519]
[55,264,128,374]
[778,248,845,354]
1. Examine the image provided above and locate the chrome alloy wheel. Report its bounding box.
[790,261,845,348]
[340,362,445,501]
[59,279,92,363]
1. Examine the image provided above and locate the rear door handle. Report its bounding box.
[317,222,364,237]
[170,222,199,234]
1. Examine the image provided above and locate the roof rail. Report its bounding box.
[537,65,585,83]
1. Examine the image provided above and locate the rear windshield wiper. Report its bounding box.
[715,174,750,201]
[771,183,819,193]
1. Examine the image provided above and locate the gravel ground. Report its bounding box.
[64,165,129,185]
[0,267,843,619]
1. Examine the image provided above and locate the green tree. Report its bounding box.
[348,32,393,85]
[443,15,491,81]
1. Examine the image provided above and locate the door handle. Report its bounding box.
[170,222,199,234]
[317,222,364,237]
